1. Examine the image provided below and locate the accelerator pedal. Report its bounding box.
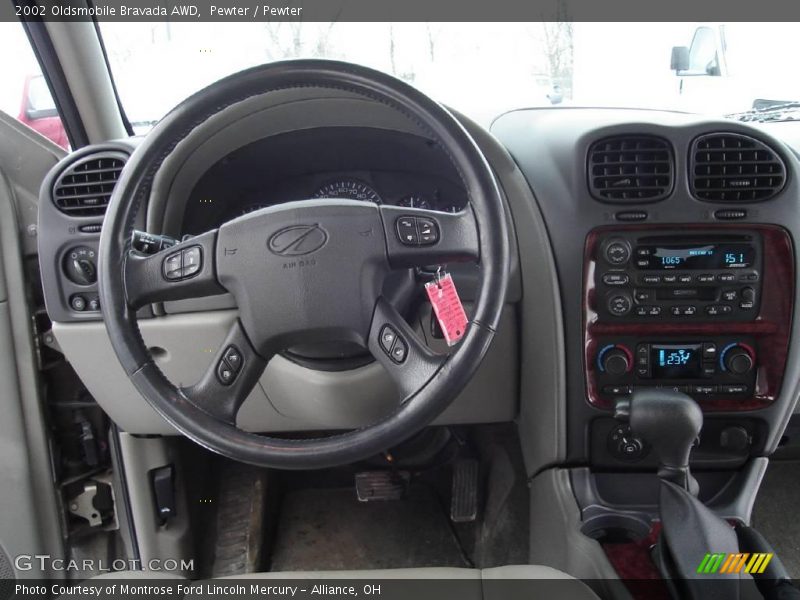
[450,458,479,522]
[355,470,409,502]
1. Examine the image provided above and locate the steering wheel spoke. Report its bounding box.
[380,204,479,268]
[124,230,225,309]
[368,296,446,400]
[181,320,268,425]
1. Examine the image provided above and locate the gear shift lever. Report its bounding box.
[615,387,702,494]
[616,389,740,600]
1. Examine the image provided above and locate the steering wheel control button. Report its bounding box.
[396,216,440,246]
[163,251,183,280]
[396,217,419,245]
[162,246,203,281]
[390,338,408,363]
[379,325,407,363]
[223,346,243,372]
[417,218,439,245]
[379,326,398,353]
[181,246,202,277]
[216,361,236,386]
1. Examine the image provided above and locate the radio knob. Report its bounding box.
[607,292,633,316]
[723,346,754,375]
[603,239,631,265]
[602,348,631,376]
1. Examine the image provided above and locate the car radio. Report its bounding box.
[594,336,757,399]
[594,231,763,321]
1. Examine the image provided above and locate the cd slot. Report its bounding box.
[654,287,717,301]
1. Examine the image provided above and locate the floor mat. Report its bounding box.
[268,485,470,572]
[752,460,800,577]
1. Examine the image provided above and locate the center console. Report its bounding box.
[584,225,793,413]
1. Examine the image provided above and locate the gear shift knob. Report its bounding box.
[618,388,703,494]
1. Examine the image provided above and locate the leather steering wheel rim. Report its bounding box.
[98,60,509,469]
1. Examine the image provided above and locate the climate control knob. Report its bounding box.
[603,349,630,376]
[722,345,754,375]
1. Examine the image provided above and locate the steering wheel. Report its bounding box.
[98,60,509,469]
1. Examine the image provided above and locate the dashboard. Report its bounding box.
[35,97,800,488]
[180,127,468,235]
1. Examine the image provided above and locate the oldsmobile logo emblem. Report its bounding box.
[267,224,328,257]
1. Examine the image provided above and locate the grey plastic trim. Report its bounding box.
[116,434,193,576]
[0,131,65,577]
[53,306,517,434]
[455,110,566,476]
[528,469,632,600]
[43,18,128,143]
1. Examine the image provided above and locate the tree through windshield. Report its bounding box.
[97,22,800,129]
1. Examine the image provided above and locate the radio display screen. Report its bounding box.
[651,344,703,379]
[636,243,754,270]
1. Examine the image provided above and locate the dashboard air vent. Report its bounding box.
[52,152,127,216]
[588,135,673,202]
[691,133,786,202]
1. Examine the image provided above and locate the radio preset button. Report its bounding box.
[705,304,733,316]
[671,305,697,316]
[635,305,661,316]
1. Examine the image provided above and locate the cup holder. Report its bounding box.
[580,511,652,543]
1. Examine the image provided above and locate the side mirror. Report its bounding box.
[670,46,690,72]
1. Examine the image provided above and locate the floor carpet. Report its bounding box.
[751,460,800,577]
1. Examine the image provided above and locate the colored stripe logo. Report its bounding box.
[697,553,773,574]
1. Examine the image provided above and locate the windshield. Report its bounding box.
[98,22,800,130]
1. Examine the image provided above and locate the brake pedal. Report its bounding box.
[355,471,409,502]
[450,458,479,522]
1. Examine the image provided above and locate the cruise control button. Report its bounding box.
[223,345,243,372]
[379,326,398,353]
[417,218,439,245]
[390,338,408,363]
[217,361,236,385]
[181,246,201,277]
[163,251,183,280]
[396,217,418,245]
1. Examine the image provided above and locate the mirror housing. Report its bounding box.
[670,46,690,72]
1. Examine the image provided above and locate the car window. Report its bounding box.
[0,21,69,149]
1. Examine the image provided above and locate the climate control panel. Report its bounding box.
[594,337,757,401]
[594,231,763,322]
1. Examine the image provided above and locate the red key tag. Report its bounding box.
[425,272,469,346]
